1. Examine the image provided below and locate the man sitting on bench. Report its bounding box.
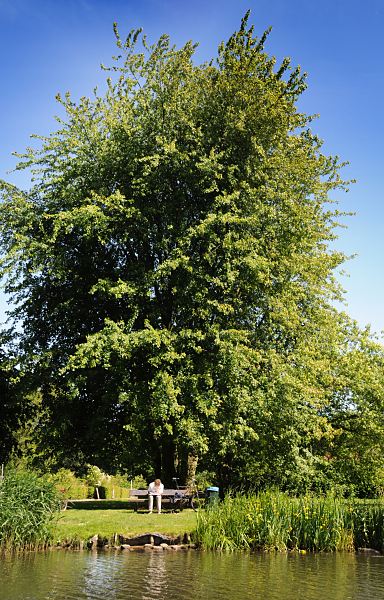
[148,478,164,514]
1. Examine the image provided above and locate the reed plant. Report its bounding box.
[195,491,384,552]
[0,470,61,551]
[351,500,384,552]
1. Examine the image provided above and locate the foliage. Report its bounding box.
[319,325,384,497]
[85,464,108,487]
[83,464,131,498]
[46,468,88,500]
[0,13,383,491]
[44,466,133,499]
[0,469,60,551]
[0,340,27,464]
[195,491,384,552]
[111,472,130,488]
[130,474,147,489]
[194,470,216,491]
[0,354,17,463]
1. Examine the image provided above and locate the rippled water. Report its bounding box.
[1,550,384,600]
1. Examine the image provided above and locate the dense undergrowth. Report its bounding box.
[195,491,384,552]
[0,471,60,551]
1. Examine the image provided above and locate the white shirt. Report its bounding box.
[148,481,164,495]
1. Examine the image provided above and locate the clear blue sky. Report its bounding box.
[0,0,383,337]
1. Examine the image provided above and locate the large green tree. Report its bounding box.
[1,14,383,490]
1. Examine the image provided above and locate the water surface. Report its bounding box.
[1,549,383,599]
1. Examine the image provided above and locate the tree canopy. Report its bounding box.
[1,13,383,493]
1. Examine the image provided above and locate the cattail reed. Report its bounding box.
[0,470,60,552]
[195,491,384,552]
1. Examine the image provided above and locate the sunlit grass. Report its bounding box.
[54,506,198,543]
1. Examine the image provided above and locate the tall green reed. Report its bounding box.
[351,500,384,552]
[195,491,384,552]
[0,470,61,551]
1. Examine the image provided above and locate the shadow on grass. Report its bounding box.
[68,500,145,511]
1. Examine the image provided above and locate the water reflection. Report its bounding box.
[142,551,168,600]
[0,550,384,600]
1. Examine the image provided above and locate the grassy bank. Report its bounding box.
[4,483,384,553]
[54,506,198,545]
[195,491,384,552]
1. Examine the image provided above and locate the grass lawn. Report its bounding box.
[54,504,198,543]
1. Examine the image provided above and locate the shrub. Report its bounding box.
[84,465,131,499]
[46,469,88,499]
[47,466,138,500]
[85,464,108,487]
[131,474,147,489]
[194,471,216,491]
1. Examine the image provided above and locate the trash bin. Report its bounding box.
[205,486,220,505]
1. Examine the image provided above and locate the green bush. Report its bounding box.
[194,471,216,491]
[82,466,131,499]
[131,474,147,489]
[0,470,60,551]
[107,477,131,498]
[84,464,107,487]
[48,466,135,500]
[46,469,88,499]
[111,473,130,489]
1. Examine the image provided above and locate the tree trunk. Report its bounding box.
[186,453,198,487]
[160,438,177,487]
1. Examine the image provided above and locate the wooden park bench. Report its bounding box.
[61,488,197,512]
[129,488,193,511]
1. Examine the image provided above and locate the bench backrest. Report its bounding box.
[129,488,188,497]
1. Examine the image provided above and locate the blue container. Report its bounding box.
[205,486,220,504]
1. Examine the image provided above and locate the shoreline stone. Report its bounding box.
[357,547,382,555]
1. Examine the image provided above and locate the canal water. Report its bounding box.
[1,549,383,599]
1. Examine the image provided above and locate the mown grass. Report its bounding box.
[54,506,198,544]
[195,491,384,552]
